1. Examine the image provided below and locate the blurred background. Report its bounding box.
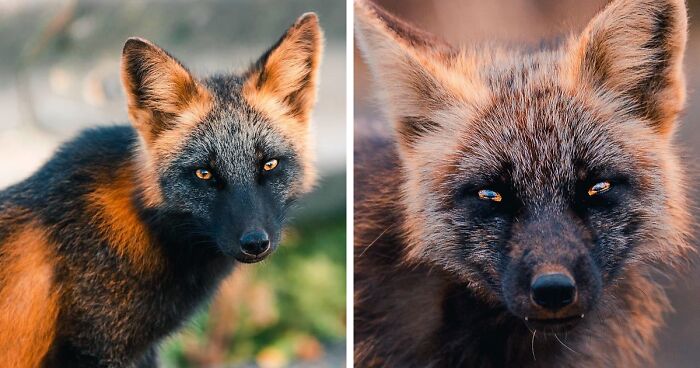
[355,1,700,367]
[0,0,345,367]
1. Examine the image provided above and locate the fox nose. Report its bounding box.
[239,230,270,257]
[530,273,576,311]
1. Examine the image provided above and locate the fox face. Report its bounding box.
[121,14,322,263]
[356,0,691,332]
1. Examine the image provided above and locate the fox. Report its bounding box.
[354,0,693,367]
[0,13,322,367]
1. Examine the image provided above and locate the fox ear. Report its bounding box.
[354,0,476,148]
[243,13,323,125]
[568,0,687,135]
[121,37,212,143]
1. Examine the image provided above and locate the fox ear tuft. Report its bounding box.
[355,0,453,57]
[354,0,476,149]
[568,0,687,135]
[243,13,324,125]
[121,37,212,142]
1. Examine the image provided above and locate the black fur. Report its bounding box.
[0,78,305,367]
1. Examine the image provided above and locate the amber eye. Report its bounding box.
[263,159,278,172]
[195,168,212,180]
[588,181,612,196]
[478,189,502,202]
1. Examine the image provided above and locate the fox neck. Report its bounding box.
[356,220,665,368]
[436,283,574,367]
[363,255,665,367]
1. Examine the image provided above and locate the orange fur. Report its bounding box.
[120,38,215,207]
[354,0,692,366]
[243,13,323,193]
[354,0,491,158]
[121,37,214,149]
[88,164,162,271]
[562,0,687,136]
[0,224,60,367]
[243,13,323,124]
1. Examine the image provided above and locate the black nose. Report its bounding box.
[239,230,270,257]
[530,273,576,311]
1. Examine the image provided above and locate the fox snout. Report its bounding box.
[212,187,283,263]
[235,229,273,263]
[502,213,603,330]
[530,271,576,311]
[219,227,277,263]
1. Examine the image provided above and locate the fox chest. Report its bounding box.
[47,250,234,366]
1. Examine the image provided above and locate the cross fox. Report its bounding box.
[0,13,322,367]
[354,0,692,366]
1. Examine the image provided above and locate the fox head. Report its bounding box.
[120,13,322,263]
[356,0,691,331]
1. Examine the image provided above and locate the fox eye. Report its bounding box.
[478,189,502,202]
[588,181,612,196]
[195,168,213,180]
[263,159,279,172]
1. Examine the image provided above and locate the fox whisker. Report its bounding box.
[554,333,578,354]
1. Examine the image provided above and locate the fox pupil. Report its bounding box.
[195,168,212,180]
[478,189,502,202]
[588,181,611,196]
[263,159,279,171]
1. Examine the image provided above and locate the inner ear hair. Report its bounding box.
[355,0,483,151]
[569,0,687,135]
[356,0,454,57]
[121,37,212,141]
[243,13,323,124]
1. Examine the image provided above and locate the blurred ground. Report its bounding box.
[355,1,700,367]
[0,1,346,367]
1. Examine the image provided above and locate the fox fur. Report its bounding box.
[354,0,692,367]
[0,13,323,367]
